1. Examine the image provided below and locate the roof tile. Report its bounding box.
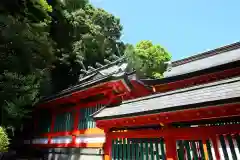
[164,47,240,77]
[94,77,240,119]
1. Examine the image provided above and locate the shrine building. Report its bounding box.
[24,42,240,160]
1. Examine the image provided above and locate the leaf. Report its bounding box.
[0,127,9,152]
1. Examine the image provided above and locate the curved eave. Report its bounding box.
[172,41,240,67]
[36,74,141,109]
[94,76,240,121]
[96,103,240,130]
[39,75,114,104]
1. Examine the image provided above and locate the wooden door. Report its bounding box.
[111,138,166,160]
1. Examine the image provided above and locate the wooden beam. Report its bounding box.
[97,103,240,130]
[106,124,240,140]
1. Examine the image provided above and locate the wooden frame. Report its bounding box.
[103,124,240,160]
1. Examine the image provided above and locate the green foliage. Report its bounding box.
[0,0,54,127]
[125,40,171,79]
[0,0,125,128]
[62,0,88,12]
[0,15,54,73]
[0,0,172,131]
[50,1,124,91]
[0,72,42,127]
[39,0,53,12]
[0,127,9,152]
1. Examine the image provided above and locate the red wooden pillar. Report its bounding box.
[48,113,56,144]
[50,112,56,132]
[165,137,177,160]
[73,108,80,130]
[104,130,112,160]
[211,135,221,160]
[72,109,80,144]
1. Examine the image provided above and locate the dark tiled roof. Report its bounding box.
[39,62,128,103]
[39,74,119,103]
[172,41,240,67]
[141,61,240,85]
[94,76,240,119]
[79,57,125,79]
[164,42,240,77]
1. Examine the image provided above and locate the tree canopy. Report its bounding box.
[0,0,54,127]
[125,40,171,79]
[0,0,126,128]
[49,0,124,91]
[0,0,171,129]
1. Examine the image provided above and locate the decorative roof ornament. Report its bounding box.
[80,69,88,74]
[88,66,96,71]
[104,59,112,64]
[80,61,86,71]
[96,62,103,68]
[76,42,127,83]
[164,61,172,72]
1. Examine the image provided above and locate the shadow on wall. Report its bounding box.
[45,148,104,160]
[0,151,16,160]
[1,148,104,160]
[46,153,102,160]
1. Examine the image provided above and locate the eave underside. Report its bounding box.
[94,76,240,120]
[96,102,240,130]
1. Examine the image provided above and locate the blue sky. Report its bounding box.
[90,0,240,60]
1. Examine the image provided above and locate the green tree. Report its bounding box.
[125,40,171,79]
[0,72,42,127]
[0,0,125,128]
[0,127,9,152]
[0,0,54,127]
[49,0,125,92]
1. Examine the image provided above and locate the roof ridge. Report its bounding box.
[172,41,240,67]
[81,56,125,77]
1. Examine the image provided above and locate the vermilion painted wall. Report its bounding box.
[32,79,153,148]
